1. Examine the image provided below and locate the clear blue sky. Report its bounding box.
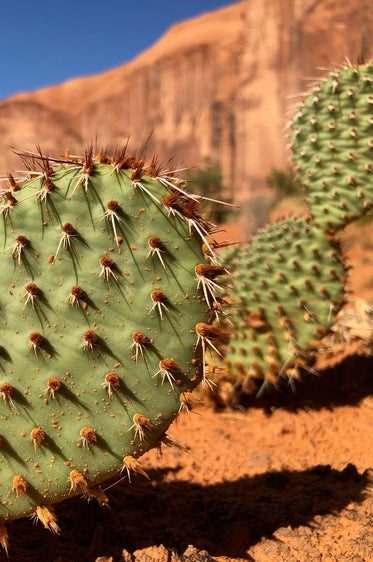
[1,0,237,102]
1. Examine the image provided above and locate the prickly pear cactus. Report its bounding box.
[291,62,373,232]
[0,148,227,547]
[223,217,347,392]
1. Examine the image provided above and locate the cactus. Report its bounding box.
[219,62,373,396]
[291,62,373,232]
[222,217,347,392]
[0,147,227,548]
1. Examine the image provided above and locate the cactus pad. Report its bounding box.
[0,148,225,541]
[291,62,373,232]
[223,217,347,390]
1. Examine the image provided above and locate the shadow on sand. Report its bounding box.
[2,463,370,561]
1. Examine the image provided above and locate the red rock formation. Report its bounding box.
[0,0,371,202]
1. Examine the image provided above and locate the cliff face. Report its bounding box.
[0,0,371,201]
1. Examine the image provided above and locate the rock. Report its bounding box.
[181,545,216,561]
[132,544,171,562]
[0,1,371,213]
[120,550,134,562]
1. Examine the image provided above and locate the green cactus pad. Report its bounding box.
[223,217,347,389]
[0,149,222,531]
[291,62,373,232]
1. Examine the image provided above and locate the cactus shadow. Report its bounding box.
[124,231,151,282]
[97,265,130,304]
[39,192,64,226]
[101,207,136,244]
[11,388,32,410]
[93,379,140,410]
[27,289,56,327]
[27,338,59,364]
[42,338,59,360]
[2,463,369,561]
[136,344,163,377]
[92,435,122,462]
[145,342,162,361]
[80,292,99,312]
[230,354,373,414]
[148,302,186,349]
[89,336,123,366]
[68,292,100,326]
[102,463,370,559]
[146,244,177,275]
[116,383,140,405]
[82,180,105,217]
[38,435,69,462]
[15,245,37,280]
[24,482,45,505]
[0,347,12,373]
[1,214,14,247]
[71,228,90,251]
[59,385,93,414]
[165,260,193,296]
[0,436,24,465]
[65,228,91,281]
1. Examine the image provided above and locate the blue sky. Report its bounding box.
[1,0,237,102]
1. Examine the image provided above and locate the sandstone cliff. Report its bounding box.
[0,0,371,202]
